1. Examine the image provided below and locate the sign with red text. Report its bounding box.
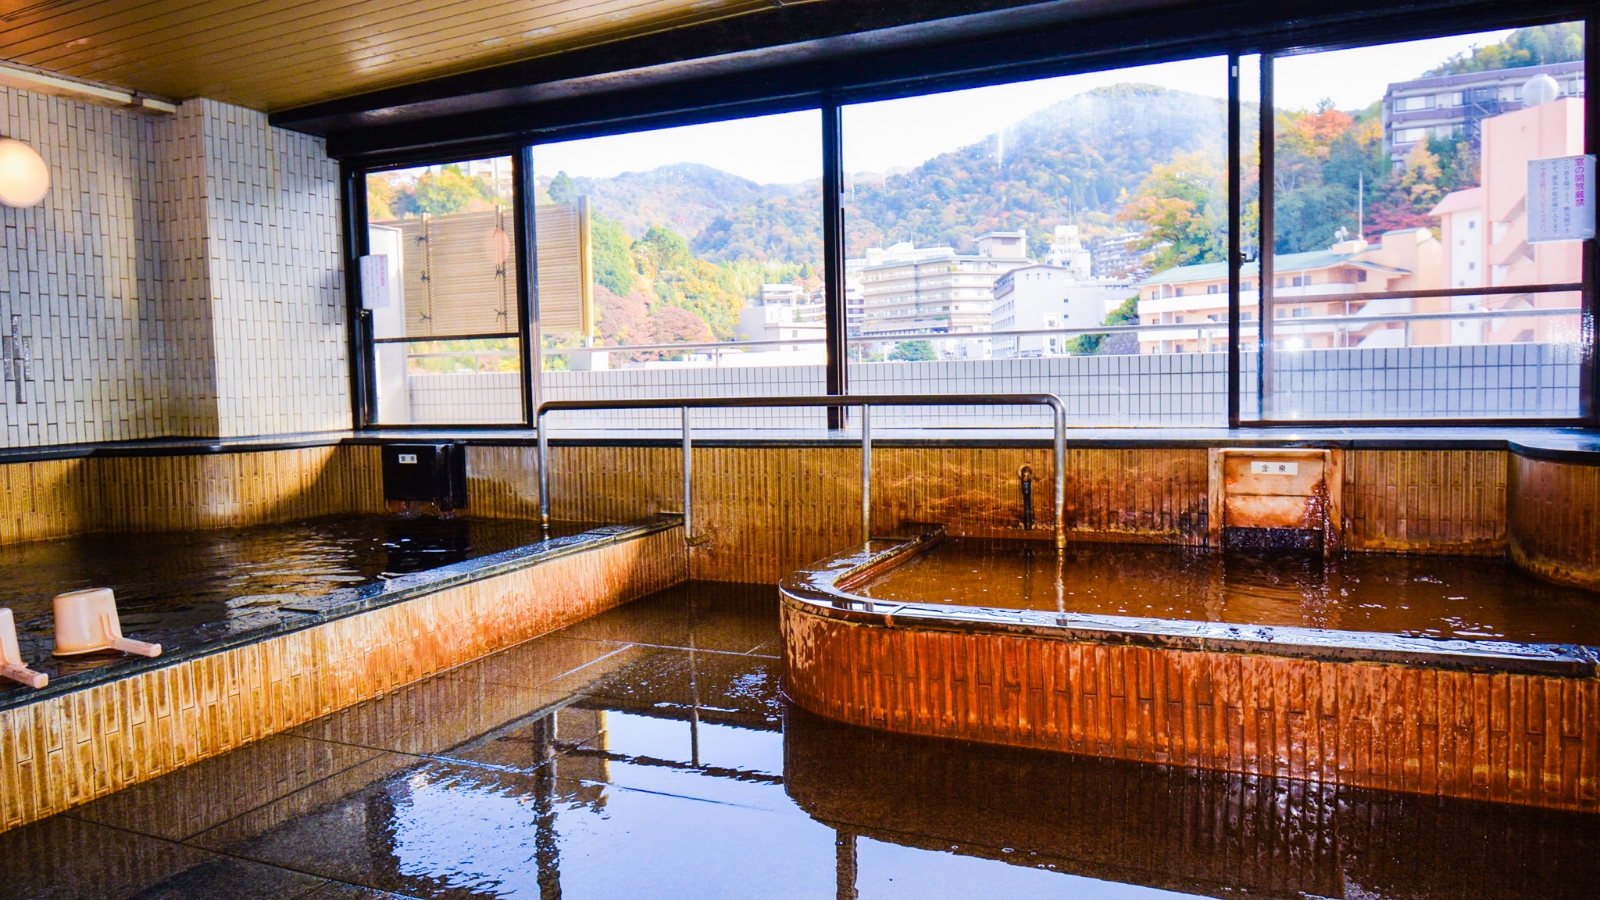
[1527,155,1596,244]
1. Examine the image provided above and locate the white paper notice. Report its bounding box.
[1527,155,1597,244]
[359,254,392,309]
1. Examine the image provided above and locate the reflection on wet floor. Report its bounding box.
[858,538,1600,644]
[7,580,1599,899]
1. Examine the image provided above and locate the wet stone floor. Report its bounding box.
[8,581,1600,899]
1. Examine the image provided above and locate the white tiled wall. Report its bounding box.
[1,87,169,446]
[189,100,348,438]
[0,86,348,448]
[408,342,1581,430]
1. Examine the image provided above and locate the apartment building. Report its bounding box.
[1428,83,1585,343]
[1383,61,1585,164]
[991,265,1135,357]
[1133,229,1439,353]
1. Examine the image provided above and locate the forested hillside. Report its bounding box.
[369,23,1573,352]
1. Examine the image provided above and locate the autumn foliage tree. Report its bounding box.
[1115,151,1226,269]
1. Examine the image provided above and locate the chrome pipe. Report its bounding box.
[682,406,693,543]
[860,404,871,544]
[537,411,550,530]
[1052,399,1067,550]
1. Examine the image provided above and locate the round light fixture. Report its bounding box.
[0,138,50,208]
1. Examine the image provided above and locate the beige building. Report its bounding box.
[857,233,1033,348]
[1133,229,1440,353]
[1428,84,1585,344]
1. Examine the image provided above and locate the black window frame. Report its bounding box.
[337,3,1598,432]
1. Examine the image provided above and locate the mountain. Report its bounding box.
[549,163,809,247]
[841,84,1229,259]
[554,84,1232,269]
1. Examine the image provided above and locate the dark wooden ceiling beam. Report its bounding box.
[272,0,1587,162]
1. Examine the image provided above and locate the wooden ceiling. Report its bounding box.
[0,0,797,112]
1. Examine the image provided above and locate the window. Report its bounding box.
[841,57,1228,425]
[531,112,823,430]
[1255,22,1586,422]
[365,156,524,425]
[345,17,1594,432]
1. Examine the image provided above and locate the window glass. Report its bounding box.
[1258,23,1585,420]
[530,112,825,430]
[842,58,1230,426]
[365,156,524,424]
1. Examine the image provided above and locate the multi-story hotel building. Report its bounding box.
[1383,61,1584,165]
[991,266,1135,357]
[855,232,1033,350]
[1136,73,1582,356]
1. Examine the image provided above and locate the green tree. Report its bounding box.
[1066,296,1138,355]
[632,224,753,340]
[590,213,635,296]
[889,340,936,361]
[412,165,494,215]
[1427,23,1585,76]
[548,171,578,203]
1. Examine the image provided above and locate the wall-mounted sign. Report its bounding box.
[1527,155,1596,244]
[359,254,393,309]
[1250,460,1298,476]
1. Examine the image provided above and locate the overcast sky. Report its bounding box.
[528,28,1519,185]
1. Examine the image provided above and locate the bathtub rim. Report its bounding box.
[779,529,1600,680]
[0,514,681,712]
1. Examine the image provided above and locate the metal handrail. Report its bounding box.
[535,393,1069,549]
[537,305,1585,356]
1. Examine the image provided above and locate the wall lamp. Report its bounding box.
[0,138,49,208]
[0,60,175,208]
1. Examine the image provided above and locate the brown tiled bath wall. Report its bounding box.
[781,603,1600,812]
[491,443,1588,582]
[0,525,686,833]
[1509,455,1600,591]
[1,442,1590,585]
[0,446,384,545]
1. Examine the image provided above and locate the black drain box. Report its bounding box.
[382,442,467,511]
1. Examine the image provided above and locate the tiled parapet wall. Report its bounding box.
[1509,454,1600,591]
[781,541,1600,812]
[475,443,1539,583]
[0,523,686,832]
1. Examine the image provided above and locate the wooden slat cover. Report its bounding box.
[379,210,515,338]
[534,200,591,335]
[0,0,782,112]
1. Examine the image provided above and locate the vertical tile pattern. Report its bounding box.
[0,84,348,448]
[1343,450,1508,555]
[782,602,1600,812]
[0,86,170,446]
[89,445,383,532]
[0,457,95,544]
[1509,455,1600,590]
[503,444,1210,583]
[0,526,686,833]
[190,100,349,438]
[0,445,381,545]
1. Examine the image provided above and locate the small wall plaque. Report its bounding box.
[1250,460,1299,476]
